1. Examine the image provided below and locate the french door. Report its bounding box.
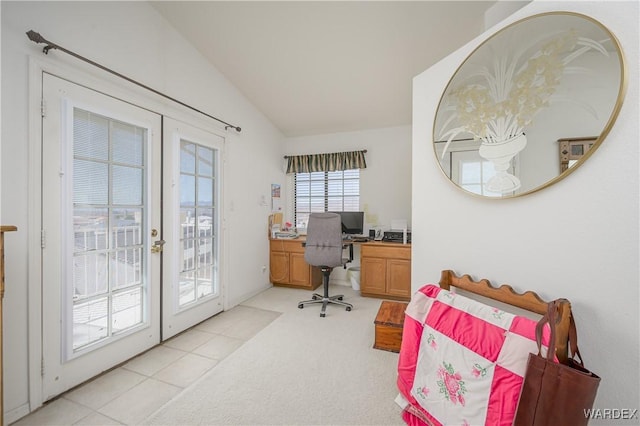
[161,118,223,339]
[40,74,224,400]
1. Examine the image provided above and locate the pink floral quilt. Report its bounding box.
[395,284,553,426]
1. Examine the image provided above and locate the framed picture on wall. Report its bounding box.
[558,137,598,173]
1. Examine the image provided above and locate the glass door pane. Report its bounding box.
[178,141,217,309]
[71,108,147,353]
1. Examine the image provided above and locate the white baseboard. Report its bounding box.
[5,402,31,426]
[228,283,272,309]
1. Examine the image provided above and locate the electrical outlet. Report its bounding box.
[261,265,267,273]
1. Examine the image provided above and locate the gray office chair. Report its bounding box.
[298,212,353,317]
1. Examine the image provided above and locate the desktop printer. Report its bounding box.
[382,230,411,243]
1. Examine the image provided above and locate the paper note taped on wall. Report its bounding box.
[391,219,407,231]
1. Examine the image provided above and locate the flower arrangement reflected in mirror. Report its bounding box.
[436,29,610,194]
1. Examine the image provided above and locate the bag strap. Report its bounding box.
[536,299,584,365]
[535,300,558,361]
[568,314,585,367]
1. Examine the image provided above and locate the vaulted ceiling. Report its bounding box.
[151,1,500,137]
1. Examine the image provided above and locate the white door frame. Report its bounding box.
[26,56,229,412]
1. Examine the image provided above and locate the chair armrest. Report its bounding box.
[342,242,354,267]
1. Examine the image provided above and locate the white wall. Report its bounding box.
[1,1,283,420]
[283,125,412,233]
[413,1,638,419]
[484,0,531,30]
[283,126,412,283]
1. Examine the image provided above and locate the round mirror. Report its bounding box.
[433,12,626,198]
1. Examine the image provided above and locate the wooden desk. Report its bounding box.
[268,237,411,300]
[360,241,411,301]
[269,237,322,290]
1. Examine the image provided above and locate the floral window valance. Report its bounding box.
[285,150,367,174]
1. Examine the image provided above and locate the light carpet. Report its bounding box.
[144,285,404,425]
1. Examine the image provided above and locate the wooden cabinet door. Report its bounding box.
[269,251,289,284]
[361,257,386,294]
[289,252,310,285]
[387,259,411,298]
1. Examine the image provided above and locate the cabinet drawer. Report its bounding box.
[270,239,305,253]
[361,244,411,260]
[285,240,305,253]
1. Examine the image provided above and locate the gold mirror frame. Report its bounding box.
[433,11,627,199]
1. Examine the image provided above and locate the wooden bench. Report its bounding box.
[373,300,408,352]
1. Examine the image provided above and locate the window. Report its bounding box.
[438,140,515,198]
[453,151,498,197]
[294,169,359,230]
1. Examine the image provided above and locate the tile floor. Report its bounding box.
[12,305,281,425]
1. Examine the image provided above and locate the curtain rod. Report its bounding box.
[26,30,241,132]
[283,149,367,159]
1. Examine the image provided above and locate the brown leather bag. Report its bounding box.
[513,300,601,426]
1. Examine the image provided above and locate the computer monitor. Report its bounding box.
[331,211,364,235]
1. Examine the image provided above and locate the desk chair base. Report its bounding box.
[298,294,353,318]
[297,267,353,317]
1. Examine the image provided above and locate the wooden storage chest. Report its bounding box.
[373,300,408,353]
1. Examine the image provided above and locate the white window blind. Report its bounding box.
[294,169,359,230]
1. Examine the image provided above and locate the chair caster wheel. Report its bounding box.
[312,295,319,300]
[298,304,303,309]
[346,306,352,311]
[320,313,326,318]
[338,296,343,300]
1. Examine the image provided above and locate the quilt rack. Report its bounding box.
[439,269,571,363]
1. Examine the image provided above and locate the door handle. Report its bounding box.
[151,239,166,253]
